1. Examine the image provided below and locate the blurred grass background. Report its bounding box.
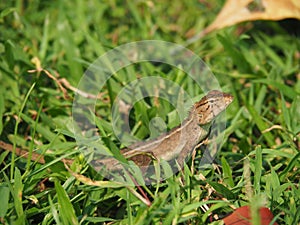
[0,0,299,224]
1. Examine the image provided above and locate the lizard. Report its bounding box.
[91,90,233,173]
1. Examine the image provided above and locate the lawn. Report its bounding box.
[0,1,299,224]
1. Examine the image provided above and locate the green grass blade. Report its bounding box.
[221,156,234,188]
[13,168,24,224]
[244,99,274,147]
[55,180,79,225]
[254,145,262,194]
[11,83,36,179]
[0,184,9,218]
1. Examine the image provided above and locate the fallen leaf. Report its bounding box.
[222,206,279,225]
[188,0,300,42]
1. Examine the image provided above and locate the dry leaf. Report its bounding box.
[188,0,300,42]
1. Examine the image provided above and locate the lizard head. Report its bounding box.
[195,90,234,125]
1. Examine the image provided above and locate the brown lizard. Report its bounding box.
[91,90,233,173]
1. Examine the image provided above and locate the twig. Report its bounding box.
[28,56,105,100]
[0,140,74,165]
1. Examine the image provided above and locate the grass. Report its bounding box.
[0,1,299,224]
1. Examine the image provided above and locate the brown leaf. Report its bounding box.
[189,0,300,41]
[222,206,279,225]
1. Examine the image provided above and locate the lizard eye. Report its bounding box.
[198,114,204,124]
